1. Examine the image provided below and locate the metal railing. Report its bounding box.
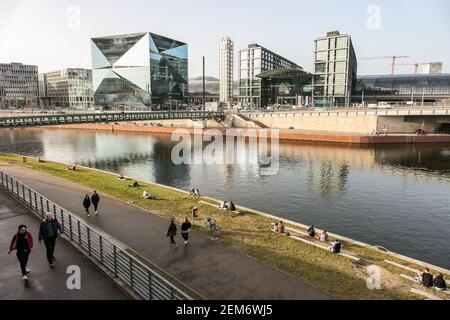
[0,111,225,128]
[0,171,193,301]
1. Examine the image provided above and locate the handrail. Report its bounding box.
[0,171,193,300]
[0,111,225,128]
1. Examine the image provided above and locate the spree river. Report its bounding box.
[1,128,449,268]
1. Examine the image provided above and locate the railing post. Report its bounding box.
[148,271,153,300]
[22,185,25,199]
[40,196,44,217]
[87,227,91,256]
[69,215,73,241]
[113,245,118,277]
[15,180,19,195]
[60,209,65,232]
[0,172,3,185]
[29,189,32,206]
[46,199,50,213]
[100,235,103,263]
[129,257,134,288]
[5,174,8,190]
[77,221,81,245]
[53,204,56,219]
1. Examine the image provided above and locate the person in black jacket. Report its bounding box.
[166,218,177,248]
[9,225,34,280]
[39,212,62,267]
[181,218,192,245]
[91,191,100,215]
[433,273,447,290]
[83,195,91,217]
[419,268,434,287]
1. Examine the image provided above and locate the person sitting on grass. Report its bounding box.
[67,165,77,171]
[416,268,434,287]
[320,230,330,243]
[277,221,285,234]
[129,181,140,188]
[308,225,316,238]
[272,222,279,232]
[143,190,156,200]
[194,188,201,197]
[433,273,447,291]
[229,201,236,212]
[219,201,226,210]
[117,172,126,180]
[328,241,342,253]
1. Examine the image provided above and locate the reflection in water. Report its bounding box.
[1,128,450,268]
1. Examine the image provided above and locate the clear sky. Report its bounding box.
[1,0,449,77]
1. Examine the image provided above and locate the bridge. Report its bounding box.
[0,111,225,128]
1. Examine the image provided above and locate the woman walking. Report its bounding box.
[83,195,91,217]
[181,218,192,245]
[166,218,177,248]
[8,225,34,280]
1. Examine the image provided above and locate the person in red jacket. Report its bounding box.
[8,224,34,280]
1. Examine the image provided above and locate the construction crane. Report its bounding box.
[394,62,434,74]
[363,55,409,75]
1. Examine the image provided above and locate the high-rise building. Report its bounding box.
[91,32,188,110]
[0,63,38,109]
[422,62,443,74]
[313,31,357,107]
[219,37,234,104]
[40,68,93,109]
[239,44,302,109]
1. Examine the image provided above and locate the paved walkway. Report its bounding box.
[0,164,333,300]
[0,189,129,300]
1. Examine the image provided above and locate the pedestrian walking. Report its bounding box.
[181,218,192,245]
[8,225,33,280]
[39,212,62,268]
[83,194,91,217]
[91,191,100,215]
[166,218,177,248]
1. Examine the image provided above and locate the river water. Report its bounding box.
[1,128,449,268]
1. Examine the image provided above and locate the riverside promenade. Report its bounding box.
[0,189,129,300]
[0,163,333,300]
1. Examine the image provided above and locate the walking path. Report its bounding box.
[0,163,333,300]
[0,189,129,300]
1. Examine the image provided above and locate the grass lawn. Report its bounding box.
[1,153,447,300]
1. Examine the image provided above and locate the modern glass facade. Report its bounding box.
[239,44,302,109]
[313,31,357,106]
[0,63,38,109]
[354,74,450,103]
[257,69,313,107]
[219,37,234,103]
[91,32,188,109]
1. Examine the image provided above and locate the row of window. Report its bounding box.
[315,36,349,51]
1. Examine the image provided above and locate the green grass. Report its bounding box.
[1,153,445,300]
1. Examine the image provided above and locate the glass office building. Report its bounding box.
[313,31,357,107]
[354,74,450,103]
[239,44,302,109]
[91,32,188,109]
[257,68,313,107]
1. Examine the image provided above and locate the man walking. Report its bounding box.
[83,194,91,217]
[39,212,62,268]
[91,191,100,215]
[9,225,33,280]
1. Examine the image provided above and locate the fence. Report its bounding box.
[0,171,193,301]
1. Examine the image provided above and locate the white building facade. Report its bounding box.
[42,68,93,109]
